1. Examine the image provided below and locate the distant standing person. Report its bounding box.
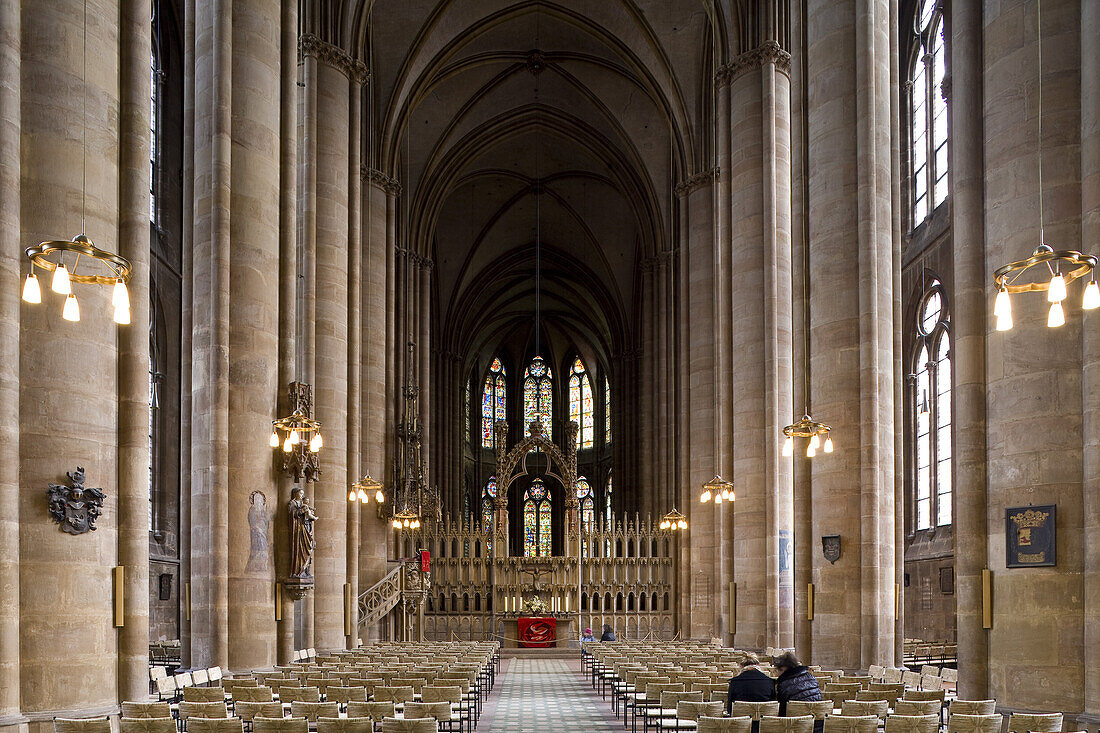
[773,651,822,716]
[600,623,616,641]
[726,652,776,715]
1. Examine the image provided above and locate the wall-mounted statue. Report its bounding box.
[47,467,106,535]
[288,487,317,579]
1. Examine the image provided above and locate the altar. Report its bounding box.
[500,615,576,648]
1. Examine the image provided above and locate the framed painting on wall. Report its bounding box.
[1005,504,1056,568]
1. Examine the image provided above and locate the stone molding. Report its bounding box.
[674,167,719,196]
[362,166,403,196]
[715,40,792,85]
[299,33,369,83]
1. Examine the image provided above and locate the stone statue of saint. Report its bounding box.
[289,488,318,578]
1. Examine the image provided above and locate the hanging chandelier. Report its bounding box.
[22,0,132,325]
[699,474,734,504]
[783,414,833,458]
[270,408,323,453]
[391,507,421,531]
[349,474,385,505]
[659,508,688,531]
[993,0,1097,331]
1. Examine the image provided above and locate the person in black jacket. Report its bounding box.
[726,653,776,715]
[600,623,616,641]
[773,651,822,716]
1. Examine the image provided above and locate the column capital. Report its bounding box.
[299,33,369,83]
[362,166,403,196]
[715,40,792,85]
[674,167,719,197]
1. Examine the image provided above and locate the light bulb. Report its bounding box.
[823,436,834,453]
[22,273,41,303]
[1083,280,1100,310]
[809,433,820,450]
[1047,301,1065,328]
[714,493,723,505]
[51,263,71,294]
[113,303,131,324]
[806,442,816,458]
[283,436,293,452]
[996,310,1013,332]
[309,433,321,453]
[270,430,279,448]
[1048,273,1067,303]
[700,489,711,503]
[403,519,409,527]
[349,490,357,502]
[375,490,385,503]
[62,293,80,322]
[660,520,668,530]
[782,436,793,456]
[413,520,420,529]
[728,490,735,501]
[112,278,130,310]
[994,287,1011,318]
[392,519,401,529]
[289,430,299,445]
[678,520,687,530]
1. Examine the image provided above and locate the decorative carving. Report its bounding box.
[821,534,841,564]
[298,33,369,83]
[362,167,403,196]
[674,168,720,196]
[279,382,321,482]
[47,467,105,535]
[715,40,792,85]
[525,50,547,75]
[286,487,317,598]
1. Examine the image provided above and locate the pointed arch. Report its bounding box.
[568,357,594,448]
[523,478,552,557]
[523,355,553,436]
[481,357,507,448]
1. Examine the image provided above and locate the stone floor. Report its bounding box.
[481,656,619,732]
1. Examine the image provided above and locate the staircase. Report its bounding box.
[358,565,404,629]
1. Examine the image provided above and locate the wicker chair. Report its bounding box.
[372,687,415,707]
[675,701,726,727]
[346,702,396,721]
[822,715,878,733]
[883,714,939,733]
[894,701,940,717]
[697,717,753,733]
[185,687,226,703]
[404,700,455,730]
[731,701,781,721]
[326,686,367,705]
[759,715,814,733]
[950,701,996,716]
[54,719,111,733]
[289,702,339,722]
[179,701,229,728]
[379,719,435,733]
[786,701,832,720]
[187,718,243,733]
[841,700,888,720]
[946,713,1003,733]
[1006,713,1062,733]
[119,718,176,733]
[253,718,308,733]
[280,688,320,705]
[122,702,172,719]
[316,718,373,733]
[234,687,274,704]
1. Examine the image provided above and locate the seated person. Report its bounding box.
[773,651,822,716]
[727,652,776,714]
[581,627,595,656]
[600,624,617,641]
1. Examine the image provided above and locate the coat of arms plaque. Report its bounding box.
[47,467,106,535]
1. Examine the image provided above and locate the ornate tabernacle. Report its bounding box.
[47,467,105,535]
[277,382,321,482]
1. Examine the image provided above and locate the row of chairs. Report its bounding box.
[56,715,441,733]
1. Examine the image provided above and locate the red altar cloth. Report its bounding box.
[517,616,557,648]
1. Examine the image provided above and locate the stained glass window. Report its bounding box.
[577,477,594,557]
[604,375,611,444]
[482,476,496,555]
[481,358,507,448]
[605,472,613,530]
[464,377,471,446]
[909,276,952,531]
[568,358,594,448]
[523,356,552,436]
[523,478,552,557]
[909,0,948,226]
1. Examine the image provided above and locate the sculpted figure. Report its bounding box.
[289,488,318,578]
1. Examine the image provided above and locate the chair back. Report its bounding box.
[920,676,943,691]
[951,701,996,716]
[947,714,1004,733]
[786,701,833,720]
[316,718,372,733]
[187,719,243,733]
[121,702,171,719]
[55,722,111,733]
[179,702,229,721]
[1006,713,1062,733]
[254,718,309,733]
[884,714,940,733]
[838,676,872,690]
[389,678,426,694]
[346,701,395,721]
[380,718,435,733]
[327,686,367,704]
[235,702,283,721]
[730,701,781,721]
[404,701,452,721]
[281,687,320,704]
[289,702,339,722]
[662,690,704,710]
[234,686,274,703]
[678,701,725,722]
[373,686,415,705]
[822,715,878,733]
[184,687,225,703]
[919,666,939,678]
[760,715,815,733]
[421,685,462,704]
[901,671,922,689]
[644,682,683,703]
[841,700,888,720]
[903,690,945,705]
[119,719,176,733]
[697,716,753,733]
[193,670,211,686]
[894,700,941,717]
[883,669,903,684]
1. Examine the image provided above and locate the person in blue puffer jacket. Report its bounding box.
[773,651,823,716]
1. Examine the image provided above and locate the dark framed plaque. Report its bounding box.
[159,573,173,601]
[1006,505,1056,568]
[939,566,954,594]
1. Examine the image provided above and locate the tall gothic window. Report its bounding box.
[908,0,948,226]
[482,476,496,555]
[604,375,612,444]
[523,356,552,436]
[464,375,471,446]
[605,472,613,530]
[577,477,594,558]
[911,278,951,530]
[481,358,506,448]
[523,479,552,557]
[569,358,594,448]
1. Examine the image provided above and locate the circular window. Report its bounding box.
[920,289,942,335]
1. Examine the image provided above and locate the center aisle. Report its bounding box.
[481,657,619,732]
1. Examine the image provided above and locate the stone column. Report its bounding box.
[949,0,989,700]
[640,262,654,514]
[19,0,121,722]
[0,0,19,725]
[419,259,432,486]
[806,0,897,669]
[179,0,195,671]
[118,0,152,700]
[345,71,363,650]
[224,0,283,670]
[275,0,298,666]
[1083,0,1100,722]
